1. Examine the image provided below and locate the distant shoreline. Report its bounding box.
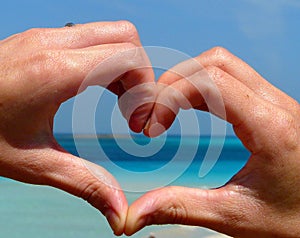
[54,133,239,139]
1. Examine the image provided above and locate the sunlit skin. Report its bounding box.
[126,47,300,238]
[0,21,156,235]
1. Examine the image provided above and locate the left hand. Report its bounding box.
[0,21,155,235]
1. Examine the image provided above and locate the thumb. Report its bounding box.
[6,147,129,236]
[125,185,258,237]
[48,151,128,236]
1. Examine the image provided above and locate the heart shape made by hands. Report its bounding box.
[1,29,299,238]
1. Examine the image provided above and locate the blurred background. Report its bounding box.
[0,1,299,237]
[1,0,299,135]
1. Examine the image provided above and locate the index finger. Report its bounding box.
[158,47,299,116]
[145,66,288,156]
[16,21,142,50]
[75,45,156,133]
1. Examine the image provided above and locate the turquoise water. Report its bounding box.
[64,135,249,189]
[0,135,249,237]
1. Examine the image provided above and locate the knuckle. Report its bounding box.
[273,111,298,152]
[210,46,230,58]
[118,20,139,43]
[205,65,226,85]
[15,28,52,50]
[120,20,138,34]
[25,50,59,81]
[246,103,299,155]
[79,180,107,208]
[254,105,299,155]
[158,187,188,224]
[20,28,46,43]
[119,20,136,30]
[206,46,231,67]
[22,28,40,37]
[167,203,188,224]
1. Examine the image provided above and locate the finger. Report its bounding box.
[18,21,142,50]
[27,44,155,132]
[50,154,128,236]
[145,67,228,137]
[78,45,156,133]
[37,43,140,99]
[125,186,259,237]
[198,47,299,112]
[0,147,128,236]
[158,47,299,115]
[104,69,156,132]
[145,66,287,155]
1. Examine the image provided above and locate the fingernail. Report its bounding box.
[105,209,121,234]
[148,123,165,137]
[144,112,166,137]
[144,118,151,131]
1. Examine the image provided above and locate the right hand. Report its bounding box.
[126,47,300,237]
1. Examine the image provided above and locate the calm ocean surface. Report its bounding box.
[0,135,249,238]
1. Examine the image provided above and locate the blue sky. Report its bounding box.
[1,0,300,135]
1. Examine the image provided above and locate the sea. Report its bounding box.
[0,134,249,238]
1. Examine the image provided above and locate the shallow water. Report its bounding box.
[0,135,248,237]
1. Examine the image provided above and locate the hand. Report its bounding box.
[0,21,155,235]
[126,47,300,237]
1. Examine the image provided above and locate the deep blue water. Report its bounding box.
[55,134,250,189]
